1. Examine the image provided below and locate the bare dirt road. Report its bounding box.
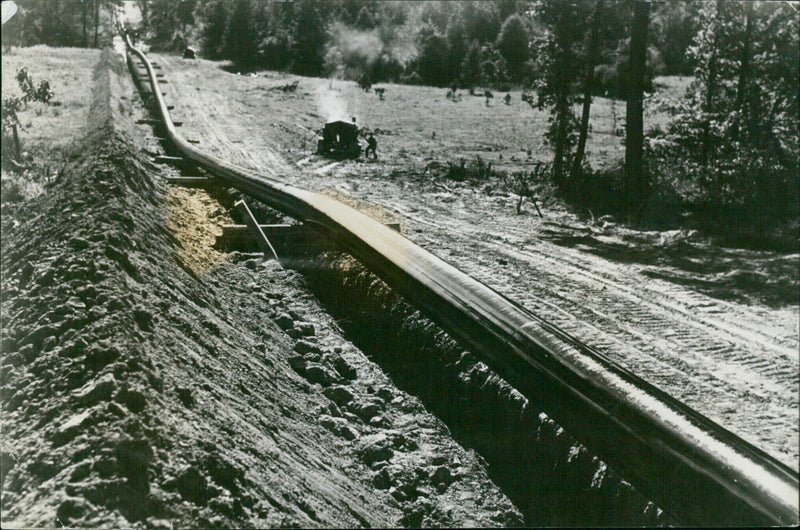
[148,51,799,470]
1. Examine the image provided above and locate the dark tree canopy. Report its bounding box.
[416,29,452,87]
[496,14,530,77]
[290,0,328,76]
[224,0,258,69]
[198,0,229,59]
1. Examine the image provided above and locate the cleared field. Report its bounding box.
[149,51,799,470]
[2,46,101,156]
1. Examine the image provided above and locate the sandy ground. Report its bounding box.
[147,51,799,470]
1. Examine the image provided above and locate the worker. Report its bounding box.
[365,133,377,160]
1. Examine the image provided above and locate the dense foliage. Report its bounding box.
[1,0,120,49]
[647,1,799,231]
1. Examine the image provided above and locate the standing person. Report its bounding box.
[365,133,377,160]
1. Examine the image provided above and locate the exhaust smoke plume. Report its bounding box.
[325,22,415,80]
[332,23,383,67]
[316,22,415,124]
[315,83,358,124]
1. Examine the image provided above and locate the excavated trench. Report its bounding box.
[248,237,678,527]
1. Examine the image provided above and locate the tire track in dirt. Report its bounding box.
[388,199,798,465]
[156,55,265,172]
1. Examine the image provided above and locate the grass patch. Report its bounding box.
[2,46,101,157]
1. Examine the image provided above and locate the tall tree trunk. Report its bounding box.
[701,0,723,168]
[553,86,569,187]
[732,1,754,140]
[552,21,573,189]
[624,0,649,214]
[12,124,22,162]
[572,0,604,180]
[82,0,88,47]
[552,49,572,188]
[93,0,100,48]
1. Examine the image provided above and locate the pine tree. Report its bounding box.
[461,40,482,89]
[533,0,590,188]
[650,1,799,227]
[198,0,230,60]
[496,14,529,80]
[291,0,328,76]
[624,0,649,214]
[224,0,259,70]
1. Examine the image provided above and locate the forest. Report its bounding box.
[2,0,798,244]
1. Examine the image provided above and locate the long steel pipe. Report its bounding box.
[124,36,798,526]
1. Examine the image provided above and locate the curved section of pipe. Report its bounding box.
[124,36,798,526]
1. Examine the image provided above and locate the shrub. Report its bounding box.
[2,68,55,164]
[400,70,422,86]
[445,156,496,182]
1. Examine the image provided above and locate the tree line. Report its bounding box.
[133,0,800,231]
[4,0,797,236]
[1,0,121,49]
[131,0,698,89]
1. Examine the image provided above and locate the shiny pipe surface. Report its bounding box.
[124,35,798,526]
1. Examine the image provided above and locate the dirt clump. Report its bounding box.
[1,49,521,527]
[295,252,673,527]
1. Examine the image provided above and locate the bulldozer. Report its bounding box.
[316,120,361,159]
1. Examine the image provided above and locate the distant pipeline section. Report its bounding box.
[122,34,798,527]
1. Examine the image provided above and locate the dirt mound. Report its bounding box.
[296,251,671,526]
[1,49,521,527]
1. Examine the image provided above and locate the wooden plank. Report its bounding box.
[136,118,161,125]
[217,223,327,253]
[155,155,184,164]
[234,200,280,261]
[222,224,313,239]
[166,177,214,187]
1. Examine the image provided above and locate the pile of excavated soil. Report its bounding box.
[0,49,522,528]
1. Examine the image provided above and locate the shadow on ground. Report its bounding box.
[541,228,799,309]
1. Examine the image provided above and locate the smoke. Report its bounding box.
[331,23,383,70]
[316,22,416,124]
[325,22,416,79]
[331,23,383,68]
[315,83,357,124]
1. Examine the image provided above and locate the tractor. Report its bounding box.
[316,120,361,159]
